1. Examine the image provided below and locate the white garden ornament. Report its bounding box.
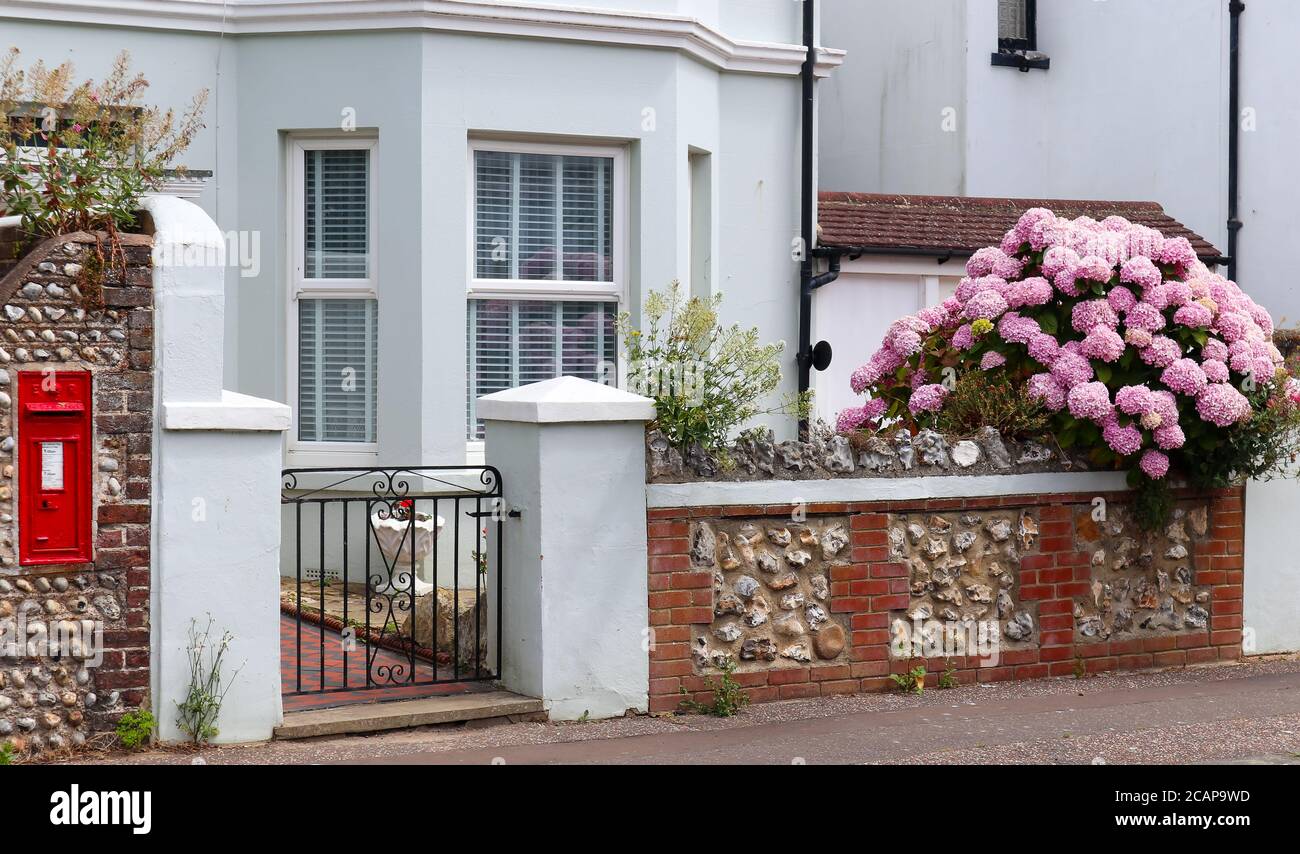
[370,507,446,596]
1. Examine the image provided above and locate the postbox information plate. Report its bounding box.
[18,371,93,566]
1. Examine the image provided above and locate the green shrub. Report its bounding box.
[0,48,207,238]
[935,369,1049,438]
[115,709,155,750]
[619,282,810,457]
[0,742,14,765]
[890,665,927,695]
[678,660,750,717]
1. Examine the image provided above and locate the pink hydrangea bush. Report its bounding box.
[838,208,1298,492]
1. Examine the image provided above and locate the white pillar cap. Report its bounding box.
[478,376,656,424]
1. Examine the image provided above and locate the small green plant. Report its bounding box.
[890,665,927,694]
[114,709,155,750]
[0,742,15,765]
[935,369,1049,438]
[175,615,243,745]
[678,659,750,717]
[1073,656,1087,680]
[619,281,810,458]
[937,663,959,689]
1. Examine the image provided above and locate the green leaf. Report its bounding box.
[1037,313,1058,336]
[1095,363,1113,384]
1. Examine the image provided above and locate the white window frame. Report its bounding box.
[286,135,380,463]
[465,138,628,458]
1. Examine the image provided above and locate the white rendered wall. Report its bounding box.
[812,257,960,425]
[481,377,654,720]
[1244,478,1300,654]
[146,197,290,744]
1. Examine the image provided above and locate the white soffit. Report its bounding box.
[1,0,846,77]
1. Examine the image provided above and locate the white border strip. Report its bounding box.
[646,471,1130,508]
[0,0,846,77]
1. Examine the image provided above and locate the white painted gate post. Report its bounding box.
[144,197,291,743]
[479,376,656,720]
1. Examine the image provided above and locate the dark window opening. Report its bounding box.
[992,0,1049,71]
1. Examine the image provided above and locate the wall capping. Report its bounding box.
[1,0,846,77]
[163,390,292,432]
[646,471,1132,508]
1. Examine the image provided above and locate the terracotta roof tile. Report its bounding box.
[817,192,1222,260]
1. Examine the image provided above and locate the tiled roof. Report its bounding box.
[818,192,1223,260]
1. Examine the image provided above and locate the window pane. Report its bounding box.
[298,298,378,443]
[304,148,369,279]
[466,299,616,439]
[473,150,614,282]
[998,0,1028,43]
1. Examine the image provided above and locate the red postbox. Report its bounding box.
[18,371,93,566]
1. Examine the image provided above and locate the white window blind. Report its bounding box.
[304,148,370,279]
[474,150,613,283]
[298,298,378,443]
[466,299,616,439]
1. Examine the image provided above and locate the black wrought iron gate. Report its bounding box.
[280,466,504,697]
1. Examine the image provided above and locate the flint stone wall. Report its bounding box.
[648,426,1088,483]
[647,487,1244,713]
[0,231,154,758]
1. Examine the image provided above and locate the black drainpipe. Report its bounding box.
[1227,0,1244,281]
[797,0,839,428]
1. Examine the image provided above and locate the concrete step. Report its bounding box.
[274,690,545,740]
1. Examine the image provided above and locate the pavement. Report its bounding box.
[69,658,1300,765]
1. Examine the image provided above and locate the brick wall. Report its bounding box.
[0,231,154,756]
[647,488,1243,713]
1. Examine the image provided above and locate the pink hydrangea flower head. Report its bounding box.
[1201,359,1230,383]
[863,397,888,420]
[1154,423,1186,450]
[1163,281,1192,307]
[836,405,869,433]
[951,324,975,351]
[1076,255,1115,284]
[998,312,1041,344]
[1115,385,1154,416]
[1006,277,1053,308]
[1139,336,1182,368]
[1157,237,1197,270]
[1150,389,1179,423]
[1196,383,1252,427]
[1052,269,1083,297]
[1119,256,1162,290]
[1072,299,1120,333]
[966,247,1009,277]
[1026,373,1066,411]
[1067,381,1114,424]
[1173,303,1213,328]
[1140,410,1164,431]
[1107,286,1138,313]
[1215,311,1252,343]
[1142,283,1172,311]
[1081,326,1126,362]
[1102,420,1143,456]
[1161,358,1209,396]
[908,384,949,415]
[886,328,923,357]
[1124,327,1153,349]
[1202,338,1229,362]
[1140,449,1170,480]
[1041,246,1081,279]
[1027,332,1060,365]
[963,289,1010,321]
[1124,301,1166,332]
[980,351,1007,371]
[1050,350,1094,389]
